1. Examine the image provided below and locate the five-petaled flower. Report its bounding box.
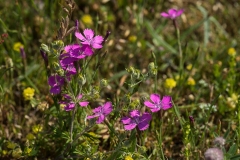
[121,110,152,131]
[87,102,112,124]
[60,94,89,111]
[144,94,172,112]
[75,29,104,49]
[161,9,184,19]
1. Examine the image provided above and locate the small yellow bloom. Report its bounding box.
[187,77,196,86]
[128,35,137,43]
[32,124,43,134]
[81,14,93,25]
[7,141,17,149]
[13,42,24,52]
[24,147,32,155]
[23,87,35,101]
[12,148,22,158]
[228,48,236,57]
[125,155,133,160]
[2,150,7,155]
[186,64,192,70]
[26,133,35,140]
[164,78,177,89]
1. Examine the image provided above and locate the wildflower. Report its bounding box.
[2,150,7,155]
[121,110,152,131]
[144,94,172,112]
[23,87,35,101]
[228,48,236,57]
[189,116,194,123]
[164,78,177,89]
[87,102,112,124]
[13,42,24,52]
[214,137,226,147]
[12,148,22,159]
[60,94,89,111]
[186,64,192,70]
[187,77,196,86]
[48,75,65,94]
[26,133,35,140]
[7,141,17,149]
[199,103,217,112]
[204,148,223,160]
[161,9,184,19]
[24,147,32,156]
[128,35,137,43]
[32,124,43,134]
[75,29,104,49]
[125,155,133,160]
[81,14,93,25]
[64,44,93,59]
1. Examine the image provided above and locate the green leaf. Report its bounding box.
[228,143,237,156]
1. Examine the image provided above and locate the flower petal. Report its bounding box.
[87,114,99,119]
[138,121,150,131]
[124,123,137,130]
[83,29,94,40]
[79,101,89,107]
[96,114,105,124]
[144,101,155,108]
[162,96,172,110]
[160,12,169,18]
[168,9,177,15]
[102,102,113,115]
[150,108,160,112]
[121,117,131,124]
[91,35,104,49]
[150,94,160,104]
[129,110,140,118]
[140,112,152,123]
[75,32,86,42]
[50,86,61,94]
[92,106,102,113]
[176,9,184,17]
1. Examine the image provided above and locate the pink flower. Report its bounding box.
[121,110,152,131]
[161,9,184,19]
[60,94,89,111]
[48,75,65,94]
[75,29,104,49]
[87,102,112,124]
[144,94,172,112]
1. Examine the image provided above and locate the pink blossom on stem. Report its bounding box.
[144,94,172,112]
[161,9,184,19]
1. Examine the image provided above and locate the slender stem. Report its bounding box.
[159,118,165,160]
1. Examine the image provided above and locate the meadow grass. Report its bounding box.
[0,0,240,159]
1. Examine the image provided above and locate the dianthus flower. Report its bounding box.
[121,110,152,131]
[75,29,104,49]
[87,102,112,124]
[48,75,65,94]
[161,9,184,19]
[144,94,172,112]
[60,94,89,111]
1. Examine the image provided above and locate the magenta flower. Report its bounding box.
[144,94,172,112]
[121,110,152,131]
[48,75,65,94]
[161,9,184,19]
[87,102,112,124]
[60,94,89,111]
[75,29,104,49]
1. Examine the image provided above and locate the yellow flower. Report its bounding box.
[187,77,196,86]
[125,155,133,160]
[24,147,32,155]
[228,48,236,57]
[32,124,43,134]
[128,35,137,43]
[2,150,7,155]
[186,64,192,70]
[164,78,177,89]
[227,93,238,109]
[26,133,35,140]
[81,14,93,25]
[12,148,22,158]
[23,87,35,101]
[13,42,24,52]
[7,141,17,149]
